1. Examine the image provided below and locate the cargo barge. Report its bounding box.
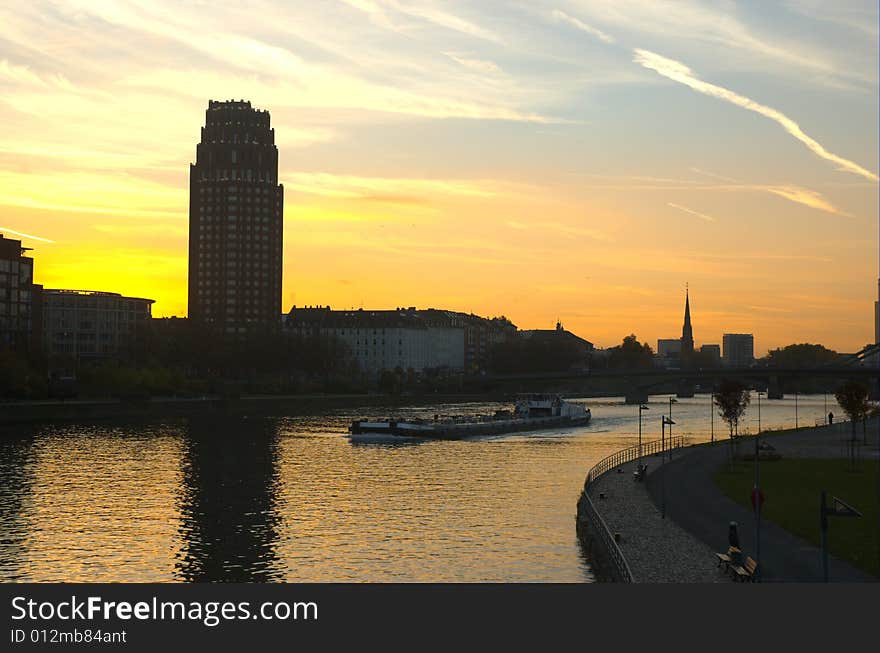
[349,394,591,441]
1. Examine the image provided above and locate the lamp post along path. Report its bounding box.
[754,390,765,581]
[660,415,675,519]
[638,403,649,470]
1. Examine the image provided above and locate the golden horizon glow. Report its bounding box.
[1,1,877,354]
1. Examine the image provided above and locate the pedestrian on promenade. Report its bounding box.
[728,521,742,565]
[728,521,740,547]
[828,411,834,425]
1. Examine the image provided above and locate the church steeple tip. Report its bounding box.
[681,285,694,356]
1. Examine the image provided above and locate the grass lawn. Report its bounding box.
[715,457,879,578]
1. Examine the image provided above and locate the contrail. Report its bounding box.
[0,227,55,243]
[634,49,879,182]
[552,9,615,44]
[668,202,716,222]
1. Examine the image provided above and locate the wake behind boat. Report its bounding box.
[349,394,591,441]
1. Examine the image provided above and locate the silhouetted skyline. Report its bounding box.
[0,2,876,352]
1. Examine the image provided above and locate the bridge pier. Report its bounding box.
[624,389,649,405]
[676,381,695,399]
[767,376,783,400]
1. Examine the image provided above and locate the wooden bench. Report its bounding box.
[730,556,758,582]
[714,546,741,570]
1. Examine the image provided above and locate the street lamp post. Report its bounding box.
[710,389,714,443]
[824,392,828,425]
[661,415,676,519]
[795,388,799,429]
[638,403,649,468]
[757,390,764,435]
[668,396,678,452]
[754,390,765,581]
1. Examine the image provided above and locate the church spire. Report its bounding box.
[681,286,694,356]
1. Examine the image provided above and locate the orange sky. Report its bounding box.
[1,1,877,354]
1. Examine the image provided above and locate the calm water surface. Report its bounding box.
[0,394,839,582]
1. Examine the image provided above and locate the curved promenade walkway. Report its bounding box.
[588,419,878,582]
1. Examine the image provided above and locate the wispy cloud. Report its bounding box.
[281,172,504,200]
[579,173,846,216]
[341,0,502,43]
[0,226,55,243]
[761,185,843,215]
[633,49,879,182]
[667,202,715,222]
[551,9,615,43]
[443,52,501,75]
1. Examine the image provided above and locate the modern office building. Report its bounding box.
[722,333,754,367]
[874,279,880,345]
[0,233,41,353]
[188,99,284,334]
[42,290,154,358]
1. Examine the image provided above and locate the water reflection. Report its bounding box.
[0,395,841,582]
[175,417,283,582]
[0,433,34,581]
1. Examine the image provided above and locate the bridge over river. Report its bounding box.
[484,344,880,403]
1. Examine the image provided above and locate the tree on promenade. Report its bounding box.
[714,379,751,458]
[834,381,871,468]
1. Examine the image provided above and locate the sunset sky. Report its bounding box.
[0,1,877,354]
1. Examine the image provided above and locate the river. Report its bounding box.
[0,393,840,582]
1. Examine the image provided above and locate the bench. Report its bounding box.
[714,546,741,570]
[730,556,758,582]
[632,464,648,482]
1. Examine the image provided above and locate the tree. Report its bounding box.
[607,334,655,370]
[714,379,751,457]
[834,382,871,468]
[762,343,842,393]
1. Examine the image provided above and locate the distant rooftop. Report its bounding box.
[43,289,155,303]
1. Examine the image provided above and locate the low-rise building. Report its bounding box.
[42,290,155,359]
[700,344,721,364]
[521,321,593,371]
[285,306,517,378]
[657,338,682,358]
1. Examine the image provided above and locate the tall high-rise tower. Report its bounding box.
[188,100,284,333]
[875,278,879,345]
[681,287,694,357]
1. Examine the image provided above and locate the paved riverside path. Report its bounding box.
[588,455,729,583]
[644,419,878,582]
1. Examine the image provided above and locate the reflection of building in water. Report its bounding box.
[175,418,282,582]
[0,433,35,581]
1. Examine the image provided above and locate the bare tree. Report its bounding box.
[714,379,751,459]
[834,381,871,469]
